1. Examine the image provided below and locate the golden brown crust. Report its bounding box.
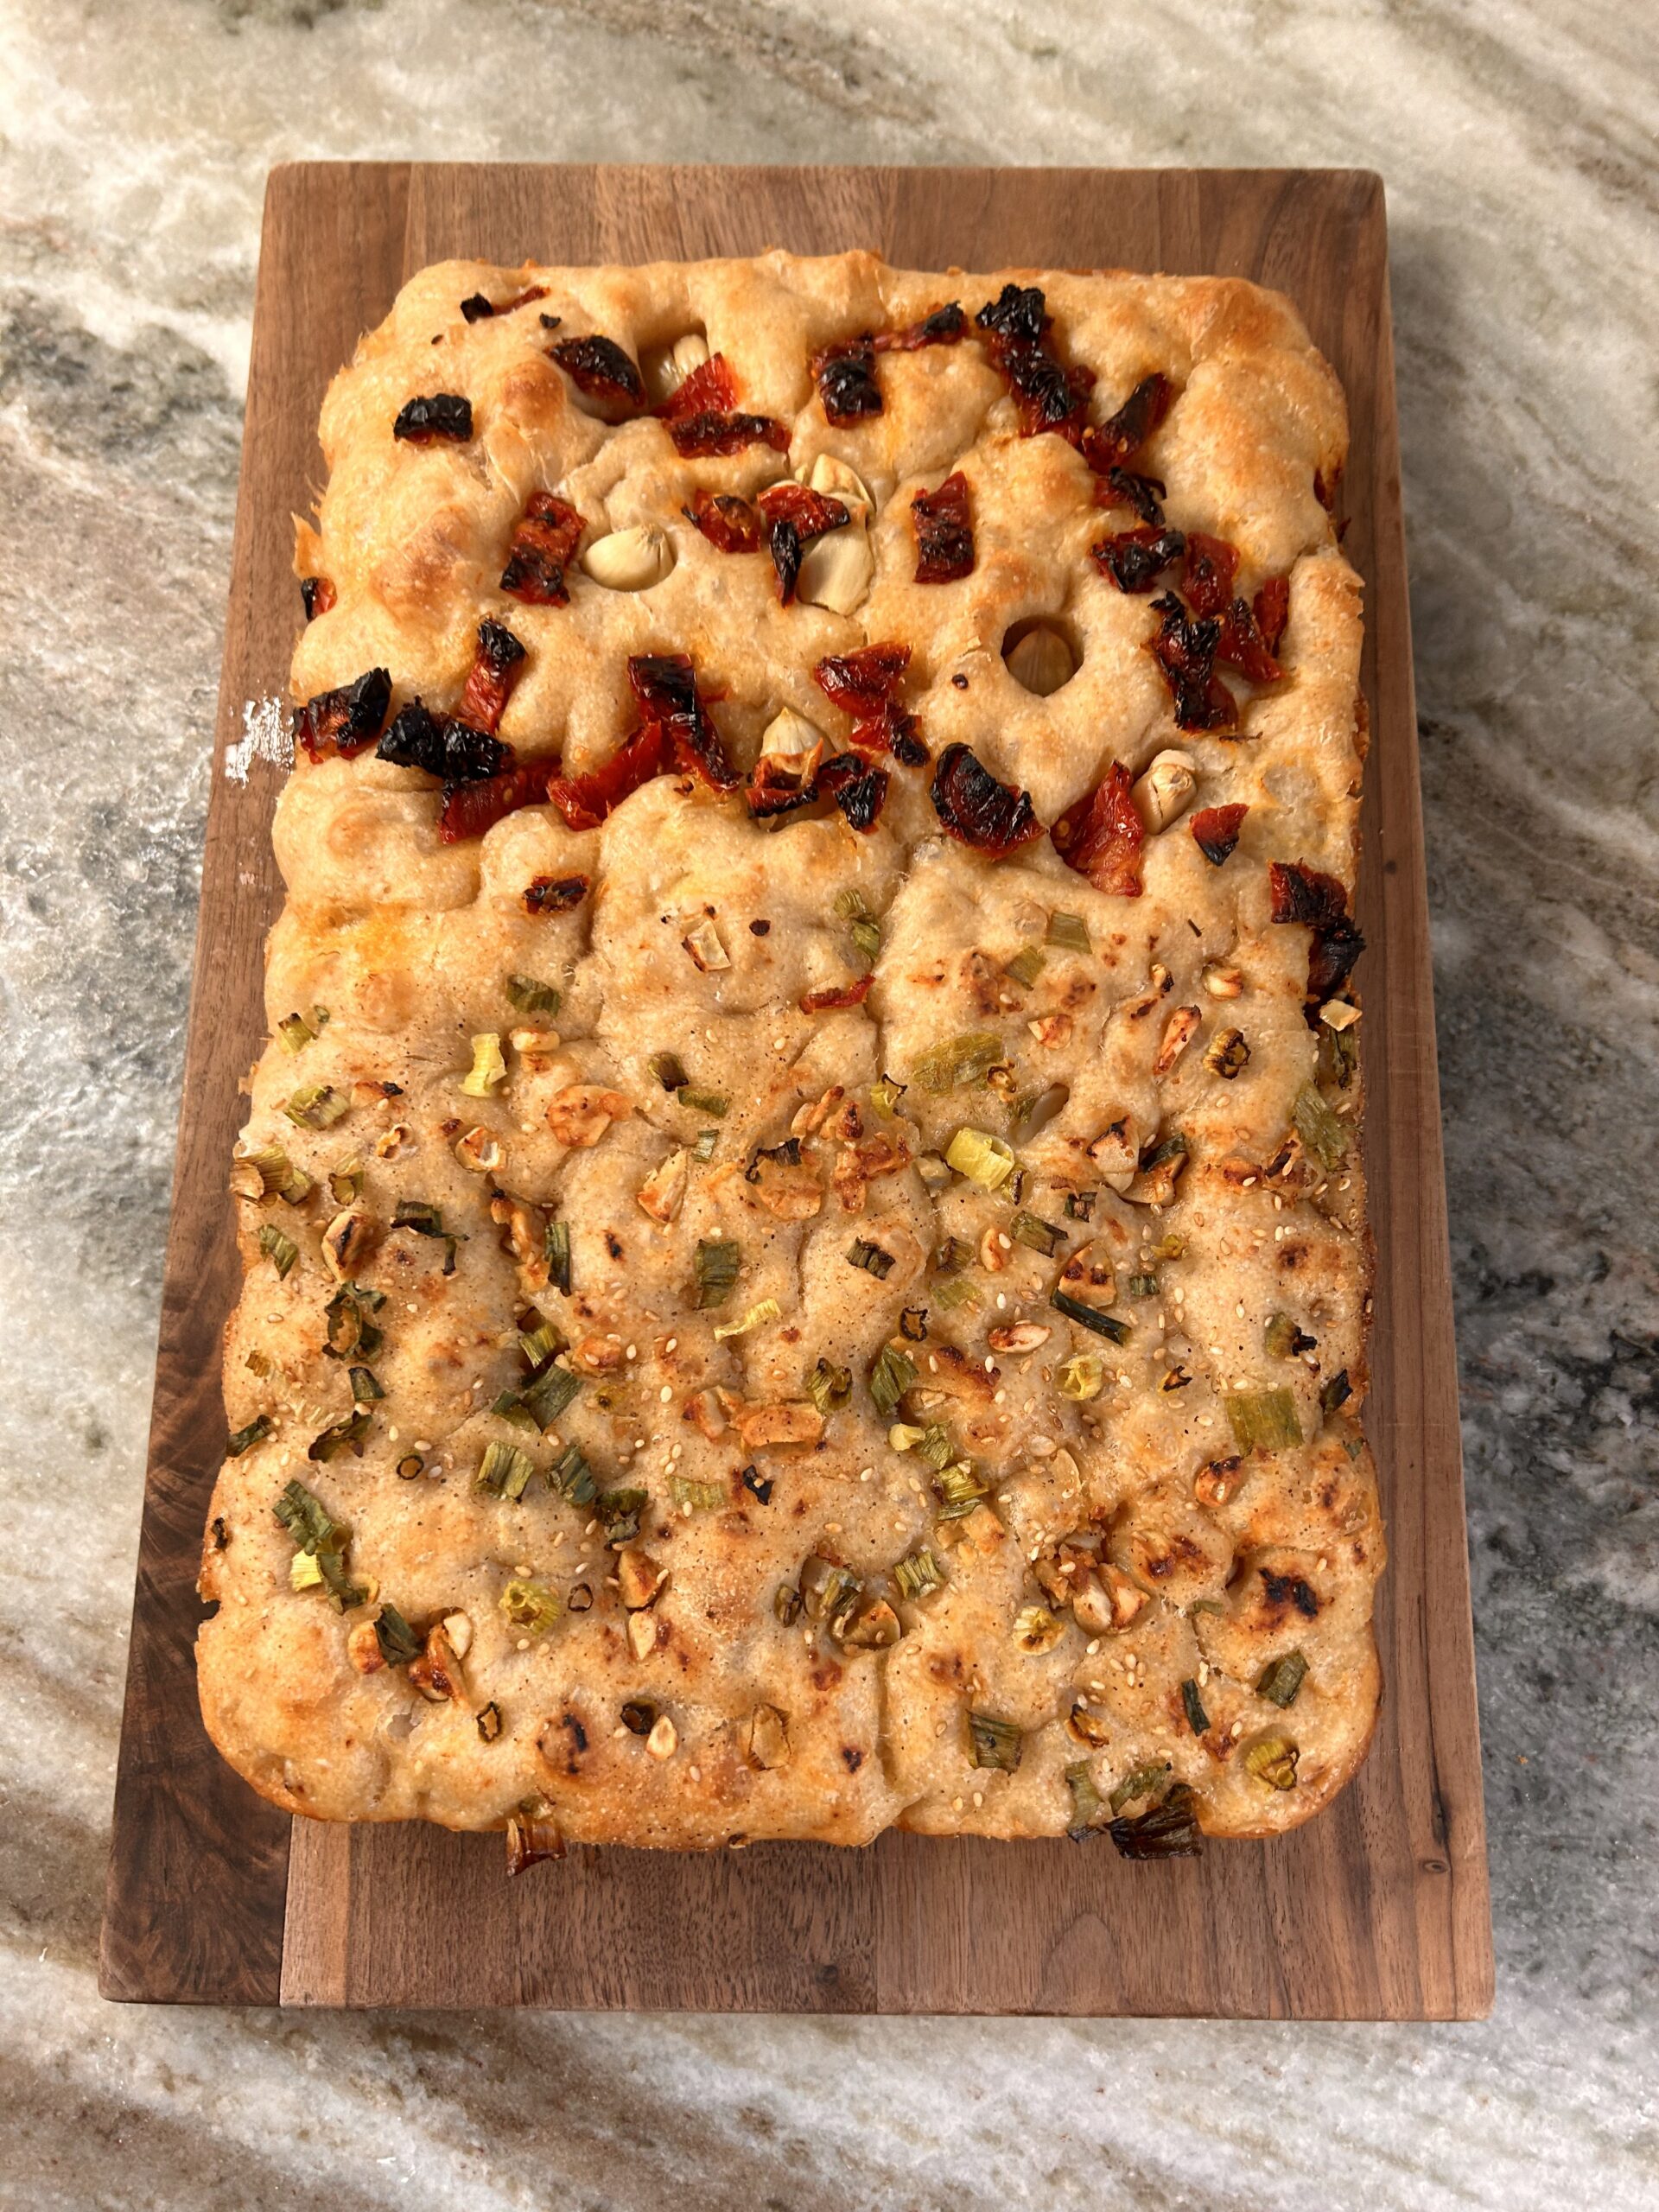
[196,251,1381,1852]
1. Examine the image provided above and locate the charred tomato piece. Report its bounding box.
[440,721,512,785]
[747,750,823,822]
[1092,525,1185,594]
[461,284,549,322]
[1080,372,1173,473]
[1182,532,1241,620]
[975,283,1049,346]
[812,340,881,426]
[1268,860,1365,1013]
[758,483,851,605]
[1190,802,1249,866]
[912,471,975,583]
[1093,466,1166,524]
[1214,598,1283,684]
[973,283,1092,441]
[546,723,670,833]
[1108,1780,1203,1860]
[654,352,739,423]
[853,706,928,767]
[392,393,473,443]
[457,619,527,734]
[524,874,590,914]
[667,410,791,459]
[799,970,876,1013]
[376,700,448,777]
[931,743,1043,858]
[1254,575,1291,655]
[294,667,391,762]
[500,491,587,606]
[628,652,740,792]
[550,334,645,419]
[1149,594,1237,734]
[683,487,763,554]
[817,751,890,833]
[300,575,335,621]
[874,302,968,352]
[814,642,912,719]
[438,758,553,843]
[1052,760,1144,897]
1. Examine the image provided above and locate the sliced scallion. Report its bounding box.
[713,1296,780,1342]
[505,972,562,1016]
[544,1217,571,1294]
[284,1082,348,1128]
[258,1223,299,1279]
[693,1238,741,1309]
[945,1125,1017,1191]
[1012,1210,1065,1257]
[804,1358,852,1414]
[1004,945,1046,988]
[550,1441,595,1505]
[1064,1190,1096,1222]
[847,1238,896,1280]
[870,1074,906,1118]
[934,1461,989,1519]
[1052,1287,1131,1342]
[892,1548,945,1600]
[276,1011,316,1053]
[460,1033,507,1096]
[1180,1678,1211,1735]
[849,917,882,962]
[226,1414,274,1458]
[648,1050,689,1090]
[918,1422,955,1472]
[934,1275,981,1311]
[692,1128,719,1163]
[680,1088,729,1118]
[1224,1389,1302,1453]
[1320,1370,1352,1414]
[911,1029,1004,1095]
[1128,1272,1160,1300]
[1046,911,1091,952]
[1108,1759,1172,1816]
[1058,1351,1104,1402]
[499,1579,561,1637]
[671,1474,726,1512]
[521,1361,581,1429]
[868,1341,917,1419]
[1244,1734,1300,1790]
[347,1364,384,1403]
[1065,1761,1108,1836]
[322,1282,382,1358]
[1256,1650,1308,1707]
[327,1159,363,1205]
[518,1319,563,1371]
[308,1408,371,1463]
[967,1712,1023,1772]
[477,1440,537,1499]
[374,1604,422,1667]
[1293,1083,1347,1171]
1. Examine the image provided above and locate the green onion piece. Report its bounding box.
[276,1011,316,1053]
[934,1236,972,1274]
[327,1159,363,1205]
[492,1390,537,1433]
[1052,1287,1131,1342]
[804,1357,852,1415]
[671,1474,726,1512]
[477,1701,504,1742]
[899,1306,928,1341]
[393,1199,463,1275]
[1319,1020,1359,1091]
[934,1275,981,1311]
[679,1088,729,1118]
[347,1364,384,1403]
[1264,1311,1314,1358]
[245,1349,273,1380]
[967,1712,1023,1772]
[1127,1272,1160,1300]
[1244,1734,1300,1790]
[1065,1761,1108,1836]
[918,1422,955,1471]
[772,1583,803,1625]
[1224,1389,1303,1453]
[518,1319,563,1371]
[934,1461,989,1520]
[693,1238,741,1309]
[238,1143,310,1201]
[847,1237,896,1280]
[500,1579,561,1637]
[910,1030,1004,1095]
[322,1286,382,1360]
[550,1441,595,1505]
[544,1217,571,1294]
[1320,1370,1353,1414]
[849,917,882,962]
[1064,1190,1096,1222]
[893,1548,945,1600]
[374,1604,422,1667]
[477,1440,537,1499]
[1109,1781,1204,1859]
[308,1408,372,1463]
[594,1487,647,1545]
[284,1082,349,1128]
[713,1296,780,1342]
[692,1128,719,1163]
[945,1125,1017,1191]
[226,1414,274,1458]
[1012,1210,1066,1257]
[1109,1759,1172,1816]
[868,1341,917,1419]
[1256,1650,1309,1707]
[1292,1083,1347,1171]
[1004,946,1047,988]
[1046,911,1091,952]
[1058,1352,1104,1402]
[1181,1678,1211,1735]
[870,1074,906,1118]
[833,886,871,919]
[648,1050,689,1090]
[521,1361,581,1429]
[273,1478,365,1609]
[804,1561,860,1626]
[460,1033,507,1096]
[289,1550,324,1592]
[505,972,561,1016]
[258,1223,299,1279]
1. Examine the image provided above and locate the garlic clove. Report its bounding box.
[804,453,874,518]
[797,523,874,615]
[641,330,710,404]
[1133,748,1199,830]
[582,523,674,591]
[1005,624,1076,696]
[760,705,825,754]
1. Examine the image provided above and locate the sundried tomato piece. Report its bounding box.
[1080,372,1173,473]
[1149,594,1237,734]
[815,643,912,718]
[1254,575,1290,654]
[931,743,1043,858]
[627,652,740,791]
[1214,599,1283,684]
[392,393,473,443]
[454,619,527,735]
[1269,861,1364,1011]
[800,970,876,1013]
[438,758,553,843]
[1092,466,1166,524]
[759,483,852,605]
[683,487,762,554]
[500,491,586,606]
[976,283,1049,346]
[461,284,549,322]
[974,283,1093,441]
[300,575,335,621]
[812,341,881,426]
[874,302,968,352]
[294,667,391,762]
[524,874,590,914]
[912,471,975,583]
[747,750,823,822]
[377,701,446,776]
[550,334,645,418]
[546,723,670,833]
[817,751,890,833]
[655,352,739,423]
[1182,533,1241,620]
[668,410,791,458]
[1052,762,1144,897]
[850,706,928,767]
[1190,803,1249,866]
[440,721,513,785]
[1092,525,1186,594]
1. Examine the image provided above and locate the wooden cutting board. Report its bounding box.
[99,162,1492,2017]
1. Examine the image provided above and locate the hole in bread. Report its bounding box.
[1002,618,1079,696]
[641,326,711,406]
[1022,1082,1070,1136]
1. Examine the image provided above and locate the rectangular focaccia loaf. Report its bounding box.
[197,251,1383,1860]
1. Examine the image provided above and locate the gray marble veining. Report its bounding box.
[2,0,1656,2204]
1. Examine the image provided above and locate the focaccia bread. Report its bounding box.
[196,251,1383,1862]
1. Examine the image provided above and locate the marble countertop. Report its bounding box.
[3,0,1656,2203]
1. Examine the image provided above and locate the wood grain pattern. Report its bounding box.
[101,162,1492,2018]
